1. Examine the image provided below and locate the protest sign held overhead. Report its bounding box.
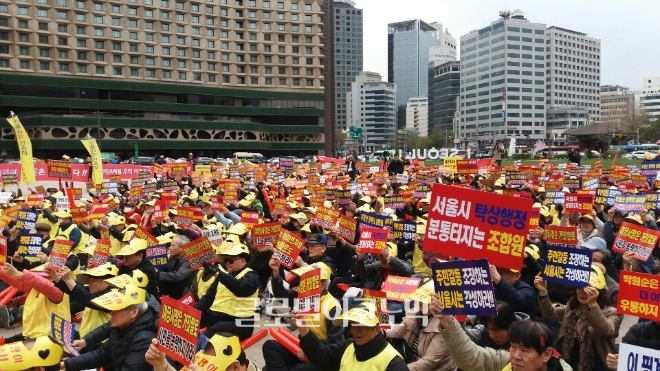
[613,222,660,261]
[274,229,305,269]
[431,259,497,316]
[542,245,593,288]
[425,184,532,271]
[156,297,202,365]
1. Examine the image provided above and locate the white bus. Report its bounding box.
[233,152,265,162]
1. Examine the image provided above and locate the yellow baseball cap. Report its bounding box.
[219,243,250,257]
[332,302,380,327]
[105,270,149,289]
[0,336,63,370]
[192,333,242,371]
[54,209,72,218]
[114,238,149,257]
[589,264,607,290]
[91,283,146,311]
[226,223,249,236]
[110,215,127,226]
[77,262,118,285]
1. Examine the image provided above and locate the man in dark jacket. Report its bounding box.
[387,154,405,175]
[299,302,409,371]
[62,284,157,371]
[158,234,194,299]
[115,238,160,300]
[489,265,538,320]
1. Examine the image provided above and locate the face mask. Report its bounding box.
[124,207,133,213]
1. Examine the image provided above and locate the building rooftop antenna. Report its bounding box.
[499,10,511,20]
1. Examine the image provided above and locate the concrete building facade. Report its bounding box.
[600,85,635,127]
[348,71,396,152]
[457,10,547,148]
[0,0,326,157]
[545,26,601,124]
[332,0,362,131]
[428,60,459,132]
[638,77,660,120]
[405,96,428,137]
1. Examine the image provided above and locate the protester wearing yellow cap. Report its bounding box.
[411,221,432,277]
[298,302,407,371]
[36,199,59,240]
[0,336,63,371]
[51,262,118,342]
[384,279,458,370]
[194,241,259,342]
[263,261,342,370]
[115,238,161,300]
[146,332,259,371]
[63,283,158,371]
[53,208,87,267]
[0,263,71,343]
[534,268,621,370]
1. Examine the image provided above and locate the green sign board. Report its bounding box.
[349,126,363,140]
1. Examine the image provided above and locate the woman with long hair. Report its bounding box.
[534,266,622,371]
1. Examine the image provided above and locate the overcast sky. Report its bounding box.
[357,0,659,90]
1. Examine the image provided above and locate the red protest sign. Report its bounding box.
[180,293,196,307]
[0,236,6,265]
[296,268,321,315]
[152,201,166,223]
[617,270,659,321]
[0,205,20,230]
[176,206,203,226]
[224,189,239,204]
[564,194,594,214]
[50,240,73,269]
[311,206,340,230]
[613,222,660,261]
[358,227,389,255]
[274,229,305,269]
[132,225,159,246]
[47,159,72,179]
[251,222,281,248]
[88,239,110,268]
[181,237,216,271]
[156,296,202,365]
[167,163,187,177]
[456,159,478,175]
[544,225,578,247]
[381,276,422,302]
[161,192,178,207]
[71,206,88,225]
[89,205,109,220]
[211,195,224,210]
[338,214,357,244]
[26,194,44,207]
[362,289,391,327]
[424,183,532,271]
[240,211,260,229]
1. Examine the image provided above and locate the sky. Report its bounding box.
[357,0,660,90]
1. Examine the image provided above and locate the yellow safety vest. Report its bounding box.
[79,306,111,339]
[109,225,136,256]
[339,341,401,371]
[210,268,258,318]
[23,289,71,339]
[36,213,59,240]
[203,214,218,224]
[54,224,81,280]
[412,243,431,277]
[308,293,340,341]
[196,270,216,300]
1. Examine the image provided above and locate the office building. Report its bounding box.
[332,0,362,131]
[638,77,660,120]
[457,10,546,148]
[600,85,635,126]
[388,19,453,128]
[428,22,457,67]
[546,106,588,145]
[428,60,459,132]
[405,97,428,137]
[0,0,326,157]
[347,71,396,152]
[545,26,601,123]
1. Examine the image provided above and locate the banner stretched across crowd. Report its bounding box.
[0,115,658,371]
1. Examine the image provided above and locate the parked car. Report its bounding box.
[629,150,651,160]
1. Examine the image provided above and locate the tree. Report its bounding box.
[335,128,348,155]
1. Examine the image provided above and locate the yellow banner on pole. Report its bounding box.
[5,113,36,185]
[81,137,103,185]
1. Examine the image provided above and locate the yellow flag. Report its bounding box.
[5,114,36,185]
[80,137,103,185]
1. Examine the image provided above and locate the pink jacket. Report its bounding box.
[0,269,64,303]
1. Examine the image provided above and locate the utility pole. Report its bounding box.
[96,110,101,150]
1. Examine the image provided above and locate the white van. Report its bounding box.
[233,152,265,162]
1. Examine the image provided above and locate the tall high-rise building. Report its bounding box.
[405,97,428,137]
[332,0,362,131]
[638,77,660,120]
[600,85,635,126]
[546,27,601,122]
[428,60,460,132]
[388,19,453,128]
[428,22,457,67]
[0,0,326,157]
[458,10,546,148]
[347,71,396,152]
